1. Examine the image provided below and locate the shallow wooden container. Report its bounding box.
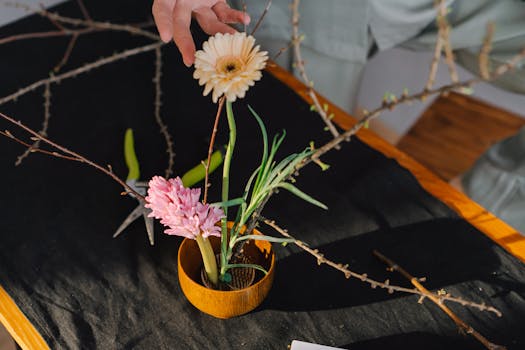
[177,227,275,319]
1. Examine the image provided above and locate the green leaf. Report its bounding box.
[181,149,223,187]
[234,234,295,244]
[270,148,312,186]
[226,263,268,275]
[277,182,328,210]
[247,105,269,196]
[210,197,244,208]
[220,272,232,283]
[124,128,140,181]
[256,131,286,193]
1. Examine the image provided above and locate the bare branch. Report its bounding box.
[425,27,444,90]
[15,82,52,166]
[3,2,160,41]
[262,217,502,316]
[203,97,225,204]
[1,129,78,162]
[153,46,175,178]
[0,41,164,106]
[54,33,79,72]
[0,111,144,199]
[0,30,70,45]
[374,250,506,350]
[290,0,340,140]
[479,23,495,80]
[75,0,92,22]
[250,0,272,36]
[435,0,459,83]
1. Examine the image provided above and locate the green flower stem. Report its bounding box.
[220,101,236,278]
[195,235,218,286]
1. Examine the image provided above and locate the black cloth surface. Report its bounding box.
[1,1,525,349]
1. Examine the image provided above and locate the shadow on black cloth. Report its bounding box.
[0,1,525,349]
[265,218,505,312]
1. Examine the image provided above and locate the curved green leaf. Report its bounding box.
[277,182,328,210]
[124,128,140,181]
[181,149,223,187]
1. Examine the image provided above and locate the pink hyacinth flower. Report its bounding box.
[145,176,224,239]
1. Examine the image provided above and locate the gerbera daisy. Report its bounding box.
[193,32,268,103]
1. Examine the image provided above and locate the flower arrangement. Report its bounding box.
[0,1,520,345]
[145,32,326,289]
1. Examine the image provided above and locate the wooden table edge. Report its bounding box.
[0,286,49,350]
[266,62,525,264]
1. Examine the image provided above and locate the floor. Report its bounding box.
[0,325,14,350]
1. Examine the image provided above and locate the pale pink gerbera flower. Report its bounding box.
[145,176,224,239]
[193,32,268,103]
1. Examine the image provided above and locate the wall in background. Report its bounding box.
[0,0,65,27]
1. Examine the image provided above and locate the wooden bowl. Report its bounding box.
[177,226,275,319]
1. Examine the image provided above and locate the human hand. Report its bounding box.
[152,0,250,67]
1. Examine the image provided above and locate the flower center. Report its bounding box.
[216,56,244,75]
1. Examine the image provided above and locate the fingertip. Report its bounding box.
[243,13,251,25]
[159,30,172,43]
[178,42,195,67]
[183,54,195,67]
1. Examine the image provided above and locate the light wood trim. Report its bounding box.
[266,62,525,263]
[0,286,50,349]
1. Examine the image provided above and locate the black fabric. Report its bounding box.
[1,1,524,349]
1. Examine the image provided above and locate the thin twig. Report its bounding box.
[241,1,247,34]
[262,217,502,316]
[479,23,495,80]
[15,82,52,166]
[54,33,79,72]
[203,97,225,204]
[435,0,459,84]
[3,2,160,41]
[41,2,65,31]
[0,41,164,106]
[0,26,96,47]
[1,130,78,162]
[250,0,272,36]
[425,27,444,90]
[41,8,160,41]
[290,0,340,140]
[153,46,175,178]
[0,111,144,199]
[0,30,70,45]
[373,250,506,350]
[491,47,525,78]
[75,0,92,22]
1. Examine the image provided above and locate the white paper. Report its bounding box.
[290,340,345,350]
